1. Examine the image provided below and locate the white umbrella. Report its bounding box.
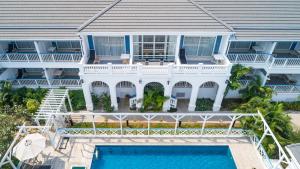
[13,133,46,161]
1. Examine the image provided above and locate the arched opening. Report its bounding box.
[171,81,192,112]
[91,81,110,111]
[196,81,219,111]
[143,82,165,112]
[116,81,136,111]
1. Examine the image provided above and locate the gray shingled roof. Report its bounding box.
[79,0,232,32]
[1,0,300,40]
[0,0,115,39]
[194,0,300,40]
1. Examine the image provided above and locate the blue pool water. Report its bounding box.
[91,145,237,169]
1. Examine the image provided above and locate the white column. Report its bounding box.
[163,82,172,112]
[267,42,277,54]
[34,41,43,62]
[82,82,93,111]
[188,85,199,111]
[109,84,118,111]
[43,68,51,88]
[175,35,181,64]
[80,35,89,63]
[219,34,231,55]
[136,82,143,109]
[213,82,227,111]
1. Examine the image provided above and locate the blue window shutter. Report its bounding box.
[87,35,94,50]
[290,42,297,50]
[125,35,130,54]
[214,36,222,54]
[180,35,184,49]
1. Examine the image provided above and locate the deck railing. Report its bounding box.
[49,79,82,87]
[6,79,82,88]
[227,53,300,69]
[10,79,49,87]
[83,63,230,75]
[266,84,300,93]
[0,52,82,63]
[0,52,40,62]
[40,53,82,62]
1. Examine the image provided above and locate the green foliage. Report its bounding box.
[100,93,114,112]
[142,86,168,112]
[92,94,100,109]
[235,97,294,157]
[225,64,251,95]
[281,101,300,111]
[221,99,243,111]
[69,90,86,111]
[26,99,40,114]
[195,98,214,111]
[239,75,273,101]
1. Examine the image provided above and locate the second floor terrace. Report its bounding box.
[0,40,83,67]
[227,41,300,73]
[83,34,231,76]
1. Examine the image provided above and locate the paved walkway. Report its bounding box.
[37,137,265,169]
[289,112,300,130]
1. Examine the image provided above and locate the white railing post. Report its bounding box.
[6,54,10,62]
[283,59,288,67]
[25,54,30,62]
[71,54,74,62]
[254,54,258,62]
[52,54,55,62]
[234,54,238,63]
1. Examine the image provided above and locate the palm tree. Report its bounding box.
[143,86,168,112]
[239,75,273,101]
[235,97,294,157]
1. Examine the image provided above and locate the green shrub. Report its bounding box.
[100,93,114,112]
[281,101,300,111]
[26,99,40,114]
[195,98,213,111]
[69,90,86,111]
[143,86,168,112]
[221,99,244,111]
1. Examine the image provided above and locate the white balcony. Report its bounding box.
[83,63,231,76]
[266,85,300,93]
[10,79,49,88]
[227,53,300,73]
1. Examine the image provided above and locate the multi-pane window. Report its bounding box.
[94,36,124,57]
[184,36,216,57]
[133,35,177,61]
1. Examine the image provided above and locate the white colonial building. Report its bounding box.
[0,0,300,112]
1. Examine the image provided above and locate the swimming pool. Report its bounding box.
[91,145,237,169]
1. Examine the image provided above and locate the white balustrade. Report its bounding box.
[129,97,137,108]
[10,79,49,87]
[169,97,177,109]
[83,63,230,75]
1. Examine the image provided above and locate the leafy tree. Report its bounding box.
[68,90,86,111]
[225,64,251,95]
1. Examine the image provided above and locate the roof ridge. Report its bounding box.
[188,0,234,32]
[77,0,122,32]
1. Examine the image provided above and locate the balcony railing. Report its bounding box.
[0,53,40,62]
[266,84,300,93]
[83,63,230,75]
[49,79,82,87]
[227,53,300,68]
[40,53,82,62]
[0,52,82,63]
[10,79,49,87]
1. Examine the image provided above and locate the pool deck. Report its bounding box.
[36,137,265,169]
